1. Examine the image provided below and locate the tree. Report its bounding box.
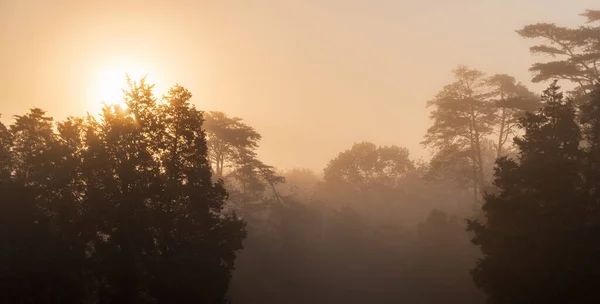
[580,83,600,188]
[0,77,247,303]
[279,168,321,198]
[0,118,11,179]
[151,84,247,303]
[467,81,600,303]
[81,78,246,303]
[203,111,284,202]
[517,9,600,98]
[423,66,496,203]
[323,141,414,191]
[486,74,539,158]
[318,141,415,225]
[203,111,261,178]
[0,109,88,303]
[226,154,285,201]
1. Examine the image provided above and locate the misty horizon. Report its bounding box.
[2,0,595,173]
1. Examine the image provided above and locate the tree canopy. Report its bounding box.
[323,141,414,191]
[517,10,600,98]
[0,78,246,304]
[468,82,600,303]
[423,66,537,205]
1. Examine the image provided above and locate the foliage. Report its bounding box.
[423,66,496,203]
[486,74,540,157]
[203,111,261,178]
[229,139,482,303]
[0,78,246,303]
[203,111,284,202]
[467,81,600,303]
[517,10,600,98]
[278,168,321,198]
[424,67,538,206]
[323,141,414,191]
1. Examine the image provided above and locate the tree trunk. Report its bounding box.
[468,117,480,207]
[472,155,479,209]
[497,107,506,158]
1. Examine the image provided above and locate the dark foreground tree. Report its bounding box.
[0,109,89,303]
[0,78,246,303]
[468,81,600,303]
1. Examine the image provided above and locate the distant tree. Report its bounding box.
[426,138,498,195]
[203,111,283,202]
[486,74,539,158]
[318,141,416,226]
[425,144,474,188]
[230,143,484,304]
[323,141,414,191]
[227,155,285,201]
[203,111,261,178]
[423,66,496,203]
[279,168,321,198]
[467,81,600,303]
[424,67,539,207]
[517,9,600,98]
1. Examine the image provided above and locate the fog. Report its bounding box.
[1,0,594,172]
[2,1,600,303]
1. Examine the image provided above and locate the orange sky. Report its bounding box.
[1,0,597,172]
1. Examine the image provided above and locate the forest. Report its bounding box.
[1,8,600,304]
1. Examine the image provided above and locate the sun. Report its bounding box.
[88,59,160,113]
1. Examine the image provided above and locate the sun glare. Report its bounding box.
[88,59,162,113]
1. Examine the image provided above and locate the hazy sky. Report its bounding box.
[1,0,597,172]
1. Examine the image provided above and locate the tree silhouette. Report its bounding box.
[467,81,600,303]
[0,109,88,303]
[203,111,261,178]
[424,67,539,207]
[0,78,246,304]
[423,66,496,203]
[323,141,414,191]
[517,9,600,98]
[486,74,539,158]
[203,111,283,202]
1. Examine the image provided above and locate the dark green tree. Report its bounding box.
[0,109,88,303]
[81,78,246,303]
[0,117,11,179]
[467,81,600,303]
[0,77,246,304]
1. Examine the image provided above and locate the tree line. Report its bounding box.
[1,8,599,304]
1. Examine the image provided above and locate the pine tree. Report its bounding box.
[467,81,600,303]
